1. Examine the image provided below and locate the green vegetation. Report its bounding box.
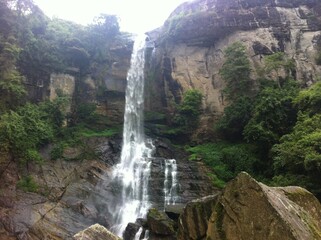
[0,103,55,165]
[0,1,124,184]
[165,89,203,140]
[190,42,321,198]
[17,175,38,193]
[219,42,253,100]
[175,89,203,129]
[187,142,258,187]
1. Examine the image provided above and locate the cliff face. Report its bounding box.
[44,36,133,124]
[146,0,321,130]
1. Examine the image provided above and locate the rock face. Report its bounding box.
[97,39,133,123]
[146,0,321,136]
[49,73,75,113]
[0,137,215,239]
[177,172,321,240]
[73,224,121,240]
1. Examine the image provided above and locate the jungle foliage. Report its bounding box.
[0,0,122,169]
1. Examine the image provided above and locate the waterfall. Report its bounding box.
[164,159,179,207]
[111,35,154,236]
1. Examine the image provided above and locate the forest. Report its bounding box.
[0,0,321,202]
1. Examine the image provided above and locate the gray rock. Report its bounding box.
[123,223,141,240]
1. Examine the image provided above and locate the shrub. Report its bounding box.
[187,142,258,184]
[17,176,38,192]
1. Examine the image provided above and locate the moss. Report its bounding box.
[301,211,321,238]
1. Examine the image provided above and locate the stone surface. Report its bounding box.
[0,137,215,239]
[206,172,321,240]
[123,222,141,240]
[73,224,121,240]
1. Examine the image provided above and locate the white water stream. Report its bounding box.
[111,35,179,238]
[164,159,179,207]
[111,35,154,235]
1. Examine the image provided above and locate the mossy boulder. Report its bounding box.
[147,208,176,236]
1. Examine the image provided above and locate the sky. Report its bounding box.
[33,0,188,33]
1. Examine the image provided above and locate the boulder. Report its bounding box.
[147,208,176,236]
[177,194,219,240]
[207,172,321,240]
[123,222,141,240]
[73,224,121,240]
[165,204,185,221]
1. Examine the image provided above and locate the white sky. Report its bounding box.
[33,0,188,33]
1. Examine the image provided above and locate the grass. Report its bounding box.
[50,124,121,160]
[78,127,121,138]
[186,142,259,187]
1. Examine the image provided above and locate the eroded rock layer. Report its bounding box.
[146,0,321,135]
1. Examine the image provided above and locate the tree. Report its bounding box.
[0,103,54,165]
[174,89,203,130]
[243,80,298,157]
[215,42,254,141]
[264,52,295,88]
[219,42,252,100]
[215,97,252,141]
[272,82,321,198]
[293,81,321,115]
[0,36,26,111]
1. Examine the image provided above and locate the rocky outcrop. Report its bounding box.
[146,0,321,136]
[176,172,321,240]
[0,137,215,239]
[73,224,121,240]
[147,208,176,236]
[50,73,75,113]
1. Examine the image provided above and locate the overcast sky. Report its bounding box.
[33,0,188,33]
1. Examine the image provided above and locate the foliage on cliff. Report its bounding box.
[0,0,123,166]
[193,42,321,198]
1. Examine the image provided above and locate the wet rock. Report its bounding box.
[147,208,176,236]
[164,204,185,222]
[73,224,121,240]
[148,155,217,210]
[123,222,141,240]
[177,194,219,240]
[135,218,148,228]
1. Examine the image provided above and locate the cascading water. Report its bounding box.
[111,35,154,236]
[164,159,179,207]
